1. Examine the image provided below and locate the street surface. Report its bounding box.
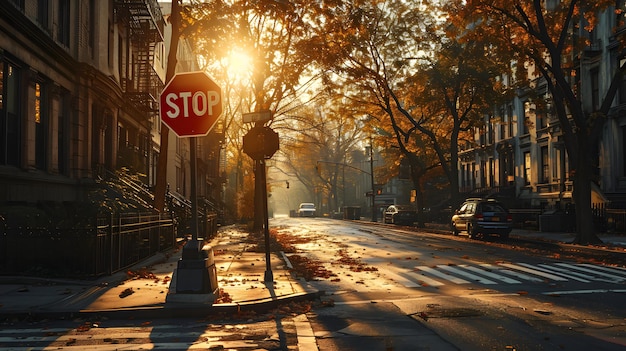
[273,217,626,351]
[1,217,625,350]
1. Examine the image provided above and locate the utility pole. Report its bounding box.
[369,141,376,222]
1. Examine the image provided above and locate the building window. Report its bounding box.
[480,160,487,187]
[623,125,626,176]
[471,162,477,189]
[57,0,70,46]
[37,0,49,28]
[507,104,514,138]
[524,151,531,185]
[499,107,505,140]
[58,91,69,175]
[538,95,548,129]
[89,0,96,58]
[35,82,48,170]
[488,116,495,144]
[540,146,549,183]
[489,158,495,187]
[621,68,626,104]
[591,68,600,111]
[523,101,534,135]
[0,61,21,167]
[618,0,626,28]
[9,0,24,10]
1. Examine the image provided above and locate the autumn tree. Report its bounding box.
[451,0,619,244]
[307,0,507,209]
[277,94,364,214]
[162,1,321,224]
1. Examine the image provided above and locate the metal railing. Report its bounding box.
[0,212,176,278]
[95,212,175,275]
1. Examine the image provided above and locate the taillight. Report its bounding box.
[476,214,484,220]
[507,214,512,222]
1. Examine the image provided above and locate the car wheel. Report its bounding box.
[451,222,459,236]
[467,223,477,239]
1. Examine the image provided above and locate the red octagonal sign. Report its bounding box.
[160,71,223,137]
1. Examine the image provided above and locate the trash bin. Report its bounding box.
[343,206,361,220]
[539,210,566,232]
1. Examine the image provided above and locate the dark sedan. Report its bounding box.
[383,205,420,226]
[451,198,513,239]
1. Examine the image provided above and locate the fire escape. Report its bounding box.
[115,0,165,120]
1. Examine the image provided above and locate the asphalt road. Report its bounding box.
[2,217,625,351]
[273,216,626,351]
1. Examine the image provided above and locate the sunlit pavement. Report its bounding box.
[1,218,624,351]
[0,226,321,318]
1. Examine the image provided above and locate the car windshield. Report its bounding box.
[300,204,315,209]
[395,206,415,211]
[481,203,506,212]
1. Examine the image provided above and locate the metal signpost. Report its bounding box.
[242,110,279,283]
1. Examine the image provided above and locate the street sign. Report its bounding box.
[159,71,222,137]
[243,126,280,160]
[243,110,272,124]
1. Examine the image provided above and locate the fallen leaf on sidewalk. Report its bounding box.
[119,288,134,298]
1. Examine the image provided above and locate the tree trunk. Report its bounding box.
[153,0,180,212]
[572,136,602,245]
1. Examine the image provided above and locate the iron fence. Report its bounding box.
[593,203,626,234]
[0,212,176,277]
[95,212,176,276]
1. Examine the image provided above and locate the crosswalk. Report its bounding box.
[400,262,626,288]
[0,320,289,351]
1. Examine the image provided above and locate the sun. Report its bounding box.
[225,48,253,82]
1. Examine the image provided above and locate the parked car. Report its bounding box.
[383,205,420,226]
[298,203,316,217]
[451,198,513,239]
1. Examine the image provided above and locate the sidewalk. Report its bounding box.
[511,228,626,249]
[1,224,624,320]
[0,225,321,320]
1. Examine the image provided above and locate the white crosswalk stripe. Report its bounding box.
[480,263,544,283]
[537,263,592,282]
[395,262,626,288]
[460,264,522,284]
[405,271,445,287]
[500,263,569,281]
[437,265,498,284]
[415,266,470,284]
[555,263,626,283]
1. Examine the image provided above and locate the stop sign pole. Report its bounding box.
[160,72,222,294]
[242,113,279,283]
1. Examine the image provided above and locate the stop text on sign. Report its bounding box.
[164,90,220,119]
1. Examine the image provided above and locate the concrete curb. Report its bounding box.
[0,290,324,321]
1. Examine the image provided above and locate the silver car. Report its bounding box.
[298,203,316,217]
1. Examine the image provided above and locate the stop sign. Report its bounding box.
[243,126,280,160]
[159,71,222,137]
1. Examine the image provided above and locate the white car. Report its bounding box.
[298,203,316,217]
